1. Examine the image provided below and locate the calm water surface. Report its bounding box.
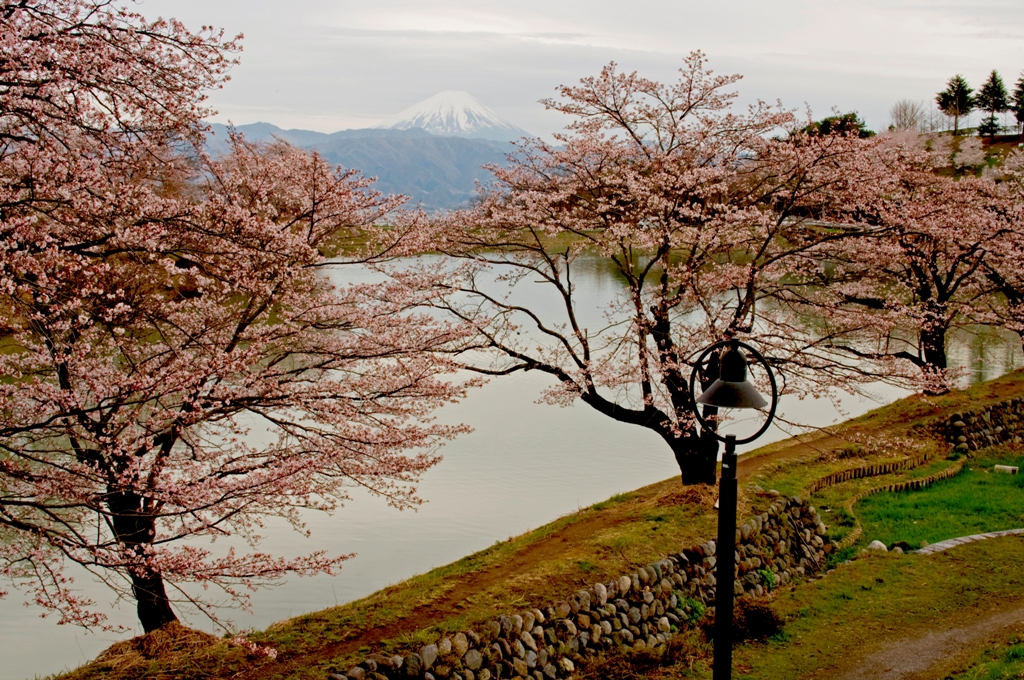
[2,260,1021,679]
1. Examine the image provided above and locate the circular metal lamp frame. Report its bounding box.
[688,340,779,445]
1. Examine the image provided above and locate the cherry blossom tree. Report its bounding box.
[0,1,469,633]
[1,0,238,211]
[977,151,1024,351]
[413,55,904,485]
[790,132,1016,393]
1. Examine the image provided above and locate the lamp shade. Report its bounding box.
[695,345,768,410]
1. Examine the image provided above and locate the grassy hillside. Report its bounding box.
[57,370,1024,680]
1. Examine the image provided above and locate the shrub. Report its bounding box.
[732,598,785,642]
[575,632,710,680]
[757,568,778,590]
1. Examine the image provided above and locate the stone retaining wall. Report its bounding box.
[811,393,1024,549]
[332,495,831,680]
[937,397,1024,452]
[819,393,1024,551]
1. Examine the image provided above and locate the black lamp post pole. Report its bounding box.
[689,340,778,680]
[714,434,738,680]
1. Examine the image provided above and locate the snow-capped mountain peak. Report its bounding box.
[376,90,529,142]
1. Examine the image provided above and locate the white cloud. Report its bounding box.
[139,0,1024,136]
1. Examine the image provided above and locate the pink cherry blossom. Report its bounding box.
[408,54,918,484]
[0,1,471,632]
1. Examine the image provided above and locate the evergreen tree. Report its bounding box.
[976,70,1009,137]
[979,115,1001,138]
[1013,73,1024,134]
[936,74,975,135]
[803,111,875,138]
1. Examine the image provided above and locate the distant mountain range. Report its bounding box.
[205,91,530,211]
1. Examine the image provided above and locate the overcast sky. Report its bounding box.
[138,0,1024,137]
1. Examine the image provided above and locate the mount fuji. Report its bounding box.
[206,122,513,211]
[376,91,530,142]
[203,93,530,210]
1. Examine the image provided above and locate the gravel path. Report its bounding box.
[838,604,1024,680]
[834,531,1024,679]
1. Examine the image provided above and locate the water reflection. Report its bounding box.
[949,325,1023,385]
[1,257,1021,680]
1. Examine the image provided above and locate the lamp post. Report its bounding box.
[688,340,778,680]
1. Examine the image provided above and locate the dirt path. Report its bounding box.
[737,434,847,481]
[836,602,1024,679]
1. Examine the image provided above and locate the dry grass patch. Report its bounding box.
[58,622,247,680]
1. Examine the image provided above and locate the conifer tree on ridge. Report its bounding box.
[976,70,1009,138]
[936,74,975,135]
[1012,73,1024,134]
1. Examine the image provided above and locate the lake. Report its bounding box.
[1,258,1021,680]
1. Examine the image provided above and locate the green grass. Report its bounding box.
[748,368,1024,497]
[951,636,1024,679]
[729,538,1024,679]
[855,448,1024,549]
[635,537,1024,679]
[750,434,939,499]
[591,491,635,510]
[806,454,964,545]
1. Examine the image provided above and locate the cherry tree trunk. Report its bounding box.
[130,571,178,633]
[668,431,720,486]
[107,490,179,632]
[921,327,947,370]
[920,323,949,395]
